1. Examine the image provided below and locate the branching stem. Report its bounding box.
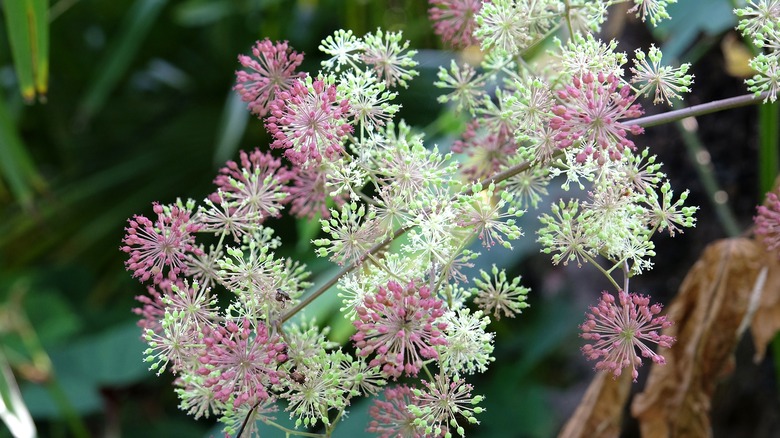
[280,92,771,323]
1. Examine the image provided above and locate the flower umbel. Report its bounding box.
[352,281,448,378]
[122,200,203,285]
[368,385,424,438]
[198,319,287,407]
[428,0,484,48]
[755,189,780,254]
[266,76,352,165]
[234,39,305,117]
[549,72,644,164]
[580,290,675,382]
[408,373,485,437]
[631,45,693,106]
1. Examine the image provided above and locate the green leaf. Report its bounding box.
[50,322,148,387]
[20,322,148,419]
[173,0,234,27]
[0,93,45,209]
[652,0,735,62]
[76,0,168,126]
[213,88,250,166]
[2,0,48,102]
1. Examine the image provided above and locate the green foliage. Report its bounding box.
[1,0,777,436]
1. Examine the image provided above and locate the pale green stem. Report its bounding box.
[262,419,326,437]
[582,253,621,292]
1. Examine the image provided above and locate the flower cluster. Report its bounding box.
[428,0,484,48]
[755,188,780,254]
[549,71,644,164]
[735,0,780,102]
[580,290,676,381]
[352,281,448,378]
[631,44,694,106]
[119,2,708,436]
[234,39,305,117]
[121,200,202,285]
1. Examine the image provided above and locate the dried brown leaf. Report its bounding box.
[631,238,764,437]
[750,244,780,362]
[558,371,632,438]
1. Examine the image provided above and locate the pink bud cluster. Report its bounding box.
[428,0,484,49]
[549,72,644,164]
[452,118,518,179]
[266,78,353,165]
[580,290,675,382]
[352,281,448,378]
[121,203,202,285]
[367,385,426,438]
[755,190,780,255]
[198,319,287,407]
[234,39,305,117]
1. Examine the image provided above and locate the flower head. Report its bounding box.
[456,182,524,249]
[133,283,169,333]
[434,60,486,115]
[368,385,426,438]
[234,39,305,117]
[313,202,384,266]
[452,118,518,180]
[211,148,293,223]
[277,350,351,428]
[580,290,675,382]
[628,0,676,26]
[631,45,693,106]
[470,264,530,320]
[438,308,495,376]
[549,72,644,164]
[408,373,485,437]
[266,76,353,165]
[121,200,203,285]
[352,281,448,378]
[198,319,287,407]
[285,162,348,219]
[361,29,419,88]
[755,190,780,254]
[428,0,484,48]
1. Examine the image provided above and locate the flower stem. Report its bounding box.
[281,91,771,324]
[631,92,772,128]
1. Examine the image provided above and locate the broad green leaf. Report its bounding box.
[20,378,101,418]
[20,322,148,419]
[652,0,735,62]
[48,322,148,387]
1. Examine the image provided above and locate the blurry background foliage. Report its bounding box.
[0,0,775,437]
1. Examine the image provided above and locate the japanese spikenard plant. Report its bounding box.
[121,1,779,436]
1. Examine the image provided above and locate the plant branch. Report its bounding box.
[280,226,409,324]
[281,91,772,324]
[631,92,773,128]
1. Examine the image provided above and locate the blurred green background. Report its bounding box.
[0,1,777,437]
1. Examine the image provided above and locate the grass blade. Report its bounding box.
[0,93,46,209]
[3,0,40,102]
[75,0,167,126]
